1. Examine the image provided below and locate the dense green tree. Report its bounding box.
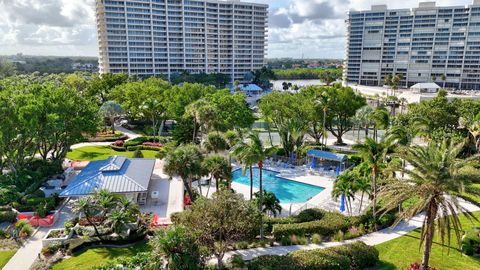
[98,101,125,134]
[379,140,479,270]
[164,83,217,121]
[273,68,342,80]
[0,59,16,79]
[174,190,260,269]
[253,67,276,89]
[203,132,228,153]
[323,85,366,145]
[152,226,203,270]
[86,73,131,104]
[164,144,205,201]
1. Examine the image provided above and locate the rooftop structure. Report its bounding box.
[95,0,269,82]
[345,1,480,90]
[60,156,156,202]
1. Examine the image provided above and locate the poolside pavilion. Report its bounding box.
[306,149,348,173]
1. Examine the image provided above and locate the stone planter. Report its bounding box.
[42,228,73,247]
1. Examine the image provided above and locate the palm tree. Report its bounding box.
[332,170,356,216]
[164,144,205,202]
[353,138,388,222]
[459,113,480,153]
[232,132,276,238]
[440,74,447,88]
[203,132,228,153]
[254,190,282,217]
[399,97,408,114]
[231,143,256,200]
[98,101,124,134]
[355,106,374,140]
[72,197,103,240]
[141,98,165,142]
[370,107,389,142]
[379,140,479,270]
[353,175,371,215]
[106,210,129,234]
[202,155,232,192]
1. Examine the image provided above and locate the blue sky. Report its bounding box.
[0,0,475,59]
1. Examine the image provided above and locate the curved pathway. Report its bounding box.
[218,199,480,263]
[70,125,141,150]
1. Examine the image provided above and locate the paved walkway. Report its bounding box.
[218,199,480,263]
[2,202,74,270]
[70,125,141,150]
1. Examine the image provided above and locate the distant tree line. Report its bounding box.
[273,68,343,81]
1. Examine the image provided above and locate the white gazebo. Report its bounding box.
[410,82,441,93]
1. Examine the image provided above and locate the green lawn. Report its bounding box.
[51,241,150,270]
[67,146,159,161]
[376,211,480,270]
[0,250,17,268]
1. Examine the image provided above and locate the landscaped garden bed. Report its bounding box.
[87,131,128,142]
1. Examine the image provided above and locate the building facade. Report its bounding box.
[95,0,268,82]
[345,1,480,90]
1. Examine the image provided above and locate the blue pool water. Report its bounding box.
[232,168,325,203]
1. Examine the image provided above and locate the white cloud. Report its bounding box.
[0,0,476,58]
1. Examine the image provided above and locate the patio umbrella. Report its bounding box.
[310,157,315,169]
[291,151,295,162]
[340,193,346,212]
[335,166,341,176]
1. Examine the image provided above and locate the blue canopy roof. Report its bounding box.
[60,156,155,197]
[306,149,347,163]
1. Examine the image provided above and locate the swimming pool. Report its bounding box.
[232,168,325,203]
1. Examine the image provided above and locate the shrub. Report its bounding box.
[230,254,245,269]
[248,242,378,270]
[461,227,480,255]
[19,223,34,238]
[0,205,12,211]
[0,211,15,222]
[404,262,439,270]
[41,244,61,256]
[272,212,349,239]
[264,216,297,234]
[143,141,163,147]
[248,255,299,270]
[64,220,74,234]
[35,203,48,218]
[333,230,344,241]
[133,148,144,158]
[311,233,322,244]
[112,140,124,146]
[110,144,126,152]
[296,208,325,222]
[234,241,249,250]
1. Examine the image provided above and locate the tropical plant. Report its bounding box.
[203,132,228,153]
[164,144,205,202]
[332,170,357,216]
[106,210,129,234]
[353,138,389,222]
[254,190,282,217]
[353,175,371,215]
[379,140,479,270]
[202,155,232,192]
[72,197,103,239]
[98,101,124,134]
[152,225,202,270]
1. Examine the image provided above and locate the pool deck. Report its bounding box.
[200,165,369,216]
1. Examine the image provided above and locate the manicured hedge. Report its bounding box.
[248,241,379,270]
[88,134,128,142]
[296,208,325,222]
[0,210,15,222]
[126,145,162,151]
[123,136,170,147]
[109,145,127,152]
[272,212,349,239]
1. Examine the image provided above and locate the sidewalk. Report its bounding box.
[70,125,141,150]
[2,203,74,270]
[218,199,480,263]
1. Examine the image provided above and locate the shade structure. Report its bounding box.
[340,193,346,212]
[306,149,347,163]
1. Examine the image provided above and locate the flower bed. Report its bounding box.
[88,132,128,142]
[42,228,72,247]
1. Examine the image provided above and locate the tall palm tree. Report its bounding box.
[72,197,103,240]
[164,144,205,202]
[355,106,374,140]
[353,138,388,222]
[459,113,480,153]
[379,140,479,270]
[231,143,256,200]
[202,155,232,192]
[353,175,371,215]
[232,132,276,238]
[332,170,356,216]
[203,132,228,153]
[254,190,282,217]
[370,107,390,142]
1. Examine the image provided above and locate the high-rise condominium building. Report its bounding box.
[345,1,480,90]
[95,0,268,82]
